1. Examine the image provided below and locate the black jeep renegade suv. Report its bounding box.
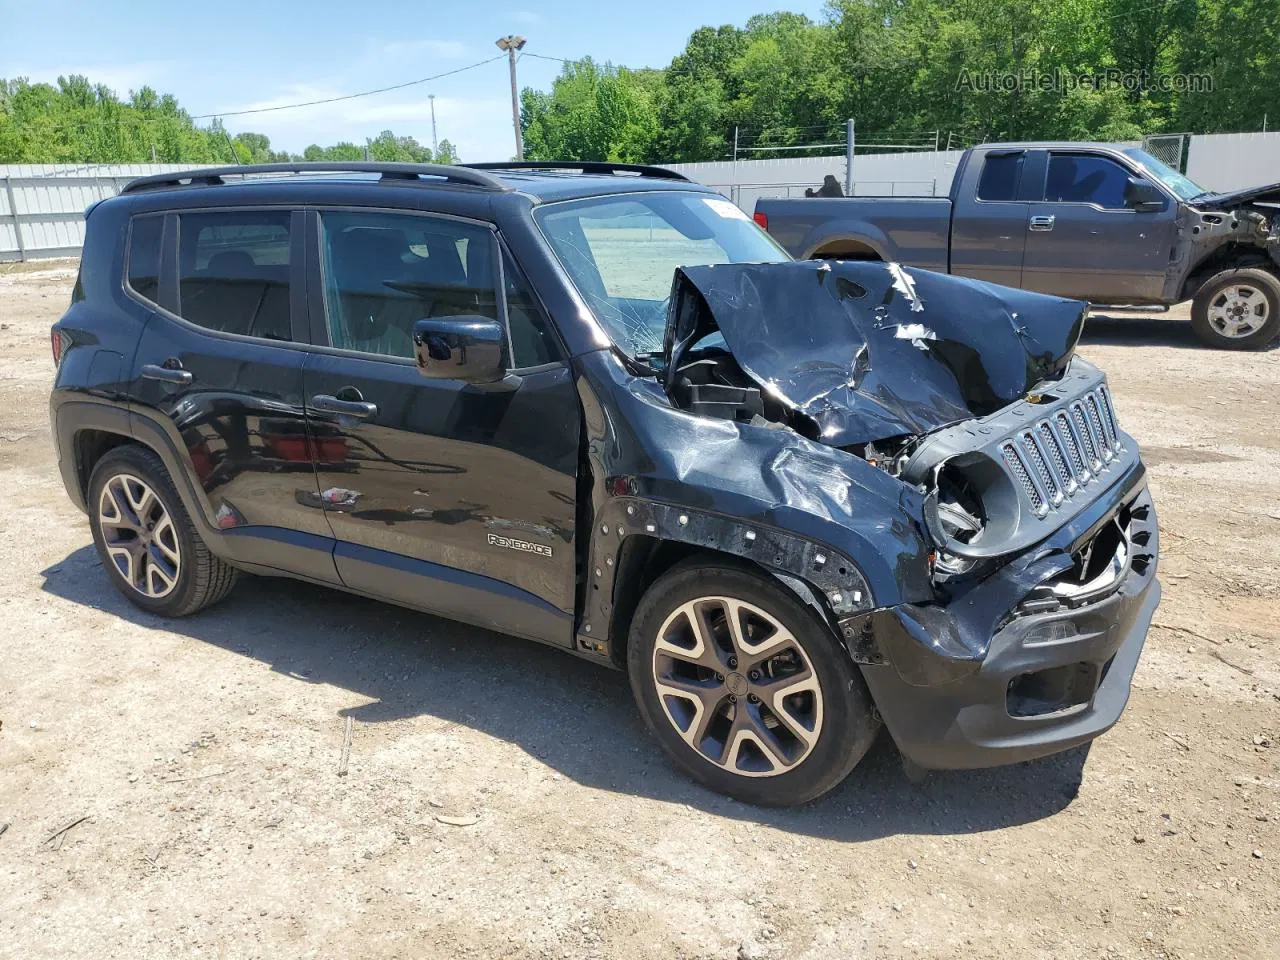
[50,161,1160,805]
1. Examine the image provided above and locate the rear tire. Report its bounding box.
[88,445,239,617]
[627,559,879,806]
[1190,266,1280,349]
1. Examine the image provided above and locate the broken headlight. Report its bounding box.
[932,465,984,576]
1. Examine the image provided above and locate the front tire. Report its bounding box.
[1190,266,1280,349]
[88,445,239,617]
[627,559,879,806]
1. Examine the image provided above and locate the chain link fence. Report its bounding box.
[1141,133,1191,172]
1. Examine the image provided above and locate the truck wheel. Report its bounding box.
[627,559,879,806]
[88,445,239,617]
[1190,267,1280,349]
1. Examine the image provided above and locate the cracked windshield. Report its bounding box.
[536,191,788,356]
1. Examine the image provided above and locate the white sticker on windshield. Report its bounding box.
[702,197,751,221]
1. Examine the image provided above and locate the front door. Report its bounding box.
[300,208,581,646]
[1020,151,1178,303]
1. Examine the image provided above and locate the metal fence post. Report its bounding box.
[844,119,855,196]
[3,176,26,262]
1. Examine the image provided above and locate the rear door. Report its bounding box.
[1020,151,1177,302]
[949,148,1029,288]
[127,206,339,583]
[300,207,580,646]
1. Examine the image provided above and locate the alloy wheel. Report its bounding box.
[97,473,182,599]
[1207,284,1270,338]
[651,596,823,777]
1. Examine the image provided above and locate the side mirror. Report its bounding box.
[412,317,506,383]
[1124,176,1166,212]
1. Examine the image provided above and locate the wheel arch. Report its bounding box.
[1179,246,1277,302]
[57,399,232,557]
[808,237,884,261]
[73,427,135,502]
[799,220,891,262]
[583,500,874,670]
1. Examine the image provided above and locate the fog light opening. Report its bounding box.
[1006,661,1098,718]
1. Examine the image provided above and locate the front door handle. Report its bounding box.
[140,362,193,385]
[312,394,378,418]
[1029,215,1056,232]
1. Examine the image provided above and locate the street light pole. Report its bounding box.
[495,35,527,160]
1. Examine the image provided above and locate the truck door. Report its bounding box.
[950,149,1028,288]
[1020,151,1177,303]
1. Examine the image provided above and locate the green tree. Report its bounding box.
[435,139,459,164]
[521,58,660,162]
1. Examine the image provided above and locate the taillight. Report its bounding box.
[753,211,769,230]
[51,328,66,366]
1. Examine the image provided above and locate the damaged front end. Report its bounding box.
[1167,184,1280,302]
[618,259,1163,769]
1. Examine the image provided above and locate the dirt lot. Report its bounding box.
[1,261,1277,960]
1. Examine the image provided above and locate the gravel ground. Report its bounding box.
[0,261,1277,959]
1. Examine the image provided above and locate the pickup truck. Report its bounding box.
[754,142,1280,349]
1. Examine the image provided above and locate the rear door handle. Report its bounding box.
[312,394,378,418]
[140,363,193,385]
[1029,215,1056,232]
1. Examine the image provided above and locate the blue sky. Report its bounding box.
[3,0,827,160]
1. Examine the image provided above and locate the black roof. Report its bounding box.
[120,161,706,205]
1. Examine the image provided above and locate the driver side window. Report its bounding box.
[318,211,498,359]
[1043,154,1131,209]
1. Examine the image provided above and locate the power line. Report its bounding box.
[520,52,576,65]
[188,55,505,120]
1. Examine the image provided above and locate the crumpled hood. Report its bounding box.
[663,260,1087,447]
[1192,181,1280,209]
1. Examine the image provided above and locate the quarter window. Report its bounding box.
[976,152,1024,202]
[503,251,559,367]
[176,211,293,340]
[318,211,498,359]
[1044,154,1131,209]
[127,215,163,304]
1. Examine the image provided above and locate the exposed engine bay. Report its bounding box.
[1171,185,1280,300]
[658,259,1139,574]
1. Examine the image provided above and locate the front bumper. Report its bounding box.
[851,463,1159,770]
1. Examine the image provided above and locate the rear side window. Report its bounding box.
[503,251,559,367]
[1044,154,1131,209]
[126,215,163,304]
[976,152,1024,202]
[176,211,293,340]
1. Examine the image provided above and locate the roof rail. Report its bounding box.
[462,161,690,182]
[120,162,509,195]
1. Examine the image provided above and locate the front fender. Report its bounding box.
[573,351,935,658]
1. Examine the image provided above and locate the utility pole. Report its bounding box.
[495,35,527,160]
[429,94,439,156]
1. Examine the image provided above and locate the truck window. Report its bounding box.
[976,152,1024,202]
[1044,154,1131,209]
